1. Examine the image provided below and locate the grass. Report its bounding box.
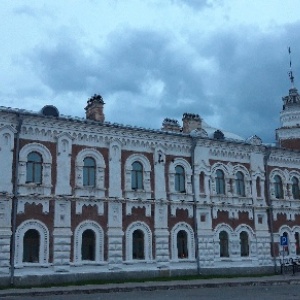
[0,272,276,290]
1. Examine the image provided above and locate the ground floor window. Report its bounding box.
[219,231,229,257]
[133,229,145,259]
[23,229,40,263]
[177,230,188,259]
[81,229,96,261]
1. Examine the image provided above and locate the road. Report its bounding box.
[2,285,300,300]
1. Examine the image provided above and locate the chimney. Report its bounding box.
[161,118,181,132]
[182,113,201,133]
[85,94,105,122]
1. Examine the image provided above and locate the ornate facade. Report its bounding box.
[1,86,300,284]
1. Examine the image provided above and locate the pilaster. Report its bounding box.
[53,198,72,272]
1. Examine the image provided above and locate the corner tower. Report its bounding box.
[276,48,300,150]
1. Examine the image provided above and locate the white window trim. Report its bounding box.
[171,222,195,261]
[15,220,49,268]
[74,220,104,265]
[125,221,152,262]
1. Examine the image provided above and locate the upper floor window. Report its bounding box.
[240,231,249,257]
[256,177,261,198]
[292,177,300,200]
[26,152,43,184]
[216,169,225,195]
[235,171,245,196]
[131,161,143,190]
[295,232,300,255]
[274,175,283,199]
[83,157,96,187]
[175,165,185,193]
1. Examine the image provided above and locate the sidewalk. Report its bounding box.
[0,274,300,298]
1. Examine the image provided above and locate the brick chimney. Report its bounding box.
[161,118,181,132]
[182,113,202,133]
[85,94,105,123]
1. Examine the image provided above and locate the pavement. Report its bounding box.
[1,274,300,298]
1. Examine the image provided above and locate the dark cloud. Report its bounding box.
[171,0,212,10]
[27,21,300,143]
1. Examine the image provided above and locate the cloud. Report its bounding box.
[26,19,300,143]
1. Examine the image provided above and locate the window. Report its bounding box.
[26,152,43,183]
[283,232,289,255]
[292,177,300,200]
[177,230,188,259]
[132,229,144,259]
[240,231,249,257]
[81,229,95,261]
[274,175,283,199]
[131,161,143,190]
[200,172,205,193]
[219,231,229,257]
[83,157,96,186]
[23,229,40,263]
[175,165,185,193]
[236,171,245,196]
[216,169,225,195]
[256,177,261,198]
[295,233,300,255]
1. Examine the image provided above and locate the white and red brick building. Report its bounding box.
[1,86,300,284]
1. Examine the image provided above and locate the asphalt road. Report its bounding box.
[2,285,300,300]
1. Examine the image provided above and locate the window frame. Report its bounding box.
[131,161,144,190]
[83,157,96,187]
[219,230,229,257]
[26,151,43,184]
[292,177,300,200]
[216,169,225,195]
[235,171,245,196]
[175,165,186,193]
[274,175,284,199]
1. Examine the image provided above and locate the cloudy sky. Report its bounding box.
[2,1,300,143]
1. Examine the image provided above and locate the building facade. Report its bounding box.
[1,86,300,284]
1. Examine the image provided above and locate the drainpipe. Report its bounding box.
[10,114,23,285]
[264,147,277,273]
[191,136,201,275]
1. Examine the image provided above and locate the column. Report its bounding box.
[0,198,11,274]
[55,133,73,195]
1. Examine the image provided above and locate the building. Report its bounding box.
[1,82,300,285]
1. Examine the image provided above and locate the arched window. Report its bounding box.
[236,171,245,196]
[283,232,289,255]
[295,232,300,255]
[274,175,283,199]
[81,229,96,261]
[200,171,205,193]
[216,169,225,195]
[132,229,144,259]
[175,165,185,193]
[83,157,96,186]
[256,177,261,198]
[23,229,40,263]
[219,231,229,257]
[292,177,300,200]
[177,230,188,259]
[240,231,249,257]
[26,152,43,184]
[131,162,143,190]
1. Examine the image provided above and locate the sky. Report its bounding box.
[1,0,300,143]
